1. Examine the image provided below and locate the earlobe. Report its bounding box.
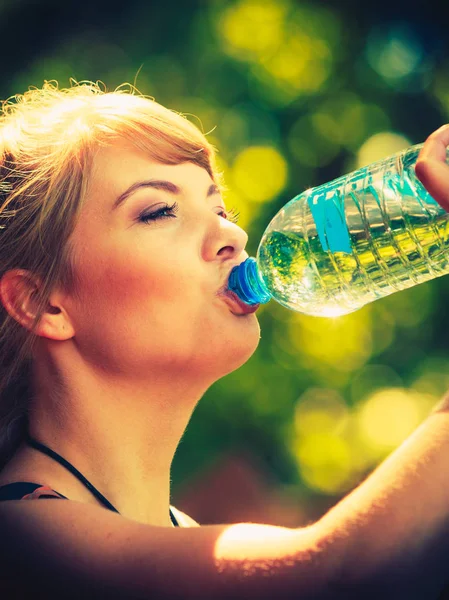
[0,269,74,341]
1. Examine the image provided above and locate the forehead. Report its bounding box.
[88,142,214,207]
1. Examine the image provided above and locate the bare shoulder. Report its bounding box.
[0,499,316,600]
[0,498,220,599]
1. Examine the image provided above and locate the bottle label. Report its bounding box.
[308,190,352,254]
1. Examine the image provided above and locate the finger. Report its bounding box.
[415,159,449,211]
[414,125,449,210]
[418,124,449,162]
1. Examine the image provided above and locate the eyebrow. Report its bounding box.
[112,179,221,210]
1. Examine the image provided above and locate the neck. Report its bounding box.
[27,352,209,526]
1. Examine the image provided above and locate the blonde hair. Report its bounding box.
[0,80,223,470]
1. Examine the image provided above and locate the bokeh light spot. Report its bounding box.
[356,388,422,450]
[232,146,288,203]
[366,23,425,83]
[295,387,349,436]
[356,131,411,168]
[288,309,373,374]
[295,432,353,494]
[217,0,287,59]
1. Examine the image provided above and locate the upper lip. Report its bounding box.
[216,261,246,298]
[216,261,260,315]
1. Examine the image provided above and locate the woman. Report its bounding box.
[0,80,448,598]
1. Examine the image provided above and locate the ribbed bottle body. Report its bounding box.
[256,144,449,317]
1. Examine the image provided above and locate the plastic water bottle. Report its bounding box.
[228,144,449,318]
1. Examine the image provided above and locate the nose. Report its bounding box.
[202,217,249,263]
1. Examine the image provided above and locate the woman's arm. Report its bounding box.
[2,405,449,599]
[313,399,449,597]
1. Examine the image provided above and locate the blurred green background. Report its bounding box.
[2,0,449,526]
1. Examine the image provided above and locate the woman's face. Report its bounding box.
[62,141,261,385]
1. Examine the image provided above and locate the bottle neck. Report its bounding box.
[228,257,271,305]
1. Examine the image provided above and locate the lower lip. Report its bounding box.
[220,291,260,315]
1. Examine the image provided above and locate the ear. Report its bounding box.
[0,269,75,341]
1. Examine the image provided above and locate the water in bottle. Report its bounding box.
[228,144,449,317]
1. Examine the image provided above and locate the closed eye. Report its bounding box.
[139,203,240,225]
[139,202,179,224]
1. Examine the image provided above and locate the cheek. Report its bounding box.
[69,244,198,352]
[66,227,227,375]
[76,236,180,305]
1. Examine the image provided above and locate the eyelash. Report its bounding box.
[139,202,240,225]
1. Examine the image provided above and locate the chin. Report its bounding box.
[218,328,261,377]
[188,315,261,380]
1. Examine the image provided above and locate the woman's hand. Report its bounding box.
[415,124,449,211]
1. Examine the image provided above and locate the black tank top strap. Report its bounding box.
[23,433,181,526]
